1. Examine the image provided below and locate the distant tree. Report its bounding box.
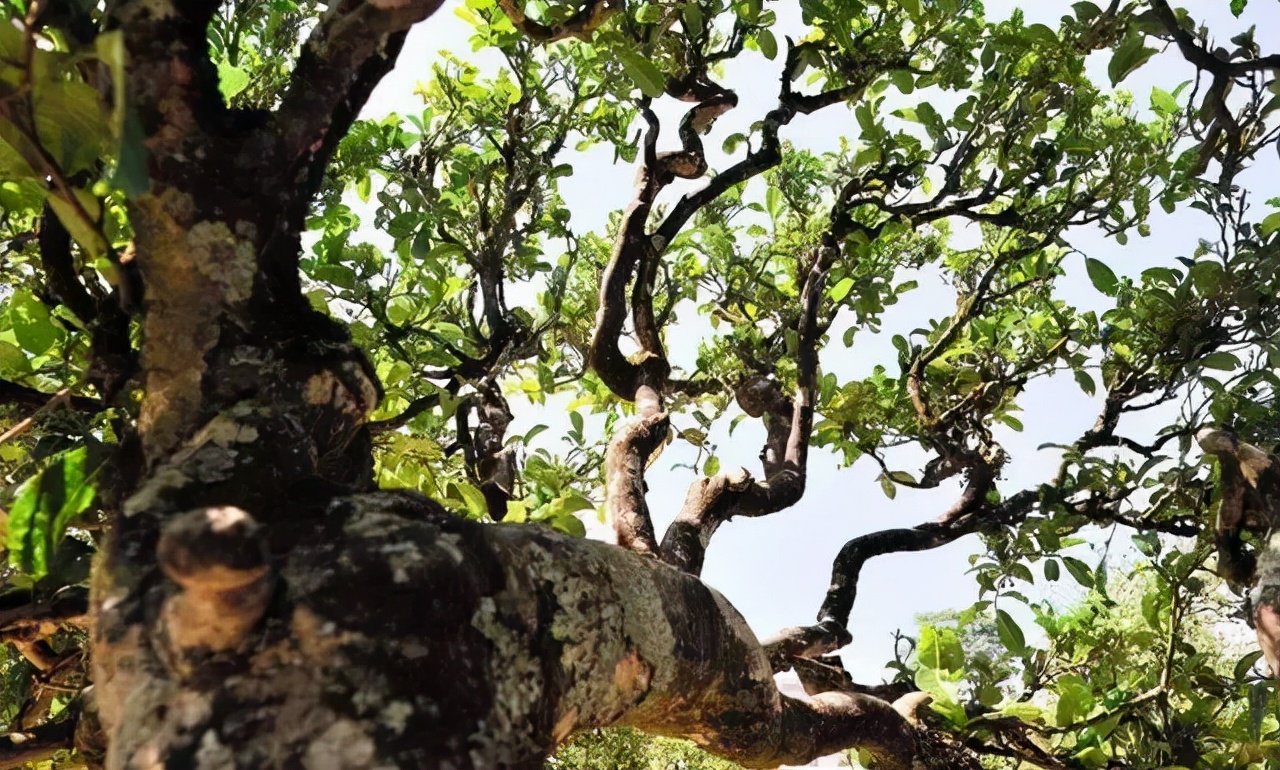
[1,1,1279,769]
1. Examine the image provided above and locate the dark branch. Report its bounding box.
[818,467,1009,628]
[36,204,98,325]
[0,720,76,770]
[0,380,101,415]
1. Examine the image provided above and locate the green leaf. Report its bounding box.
[1062,556,1093,588]
[1084,257,1119,296]
[1230,0,1248,17]
[8,289,62,355]
[1200,351,1240,371]
[756,28,778,60]
[995,609,1026,654]
[449,481,489,519]
[1108,35,1157,87]
[33,79,111,175]
[1235,650,1264,681]
[7,447,99,579]
[703,455,720,476]
[878,473,897,499]
[218,60,251,101]
[918,625,965,671]
[1044,559,1060,581]
[1073,369,1096,397]
[1150,86,1179,115]
[830,276,855,302]
[1259,211,1280,238]
[890,69,914,95]
[615,49,666,98]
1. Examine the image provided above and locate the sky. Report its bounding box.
[351,0,1280,682]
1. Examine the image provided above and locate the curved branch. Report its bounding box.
[659,244,833,575]
[273,0,446,174]
[498,0,622,43]
[818,468,1013,628]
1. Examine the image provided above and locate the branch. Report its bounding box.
[273,0,446,175]
[498,0,622,43]
[817,467,1010,628]
[367,393,441,435]
[36,204,98,325]
[465,383,518,521]
[659,243,834,575]
[0,381,100,416]
[0,720,76,770]
[110,0,226,149]
[0,587,89,630]
[1148,0,1280,77]
[603,410,668,555]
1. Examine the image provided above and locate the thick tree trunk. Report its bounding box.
[96,484,921,770]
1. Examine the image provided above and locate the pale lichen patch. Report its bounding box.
[380,701,414,735]
[469,595,546,764]
[194,729,235,769]
[303,719,377,770]
[189,221,255,305]
[124,467,193,516]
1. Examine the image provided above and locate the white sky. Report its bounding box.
[354,0,1280,682]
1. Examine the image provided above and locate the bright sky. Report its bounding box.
[354,1,1280,682]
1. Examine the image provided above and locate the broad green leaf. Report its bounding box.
[830,276,855,302]
[917,625,964,671]
[615,49,666,98]
[1200,351,1240,371]
[1260,211,1280,238]
[8,289,63,355]
[1044,559,1060,581]
[756,28,778,60]
[1062,556,1093,587]
[449,481,489,519]
[1108,35,1157,87]
[878,473,896,499]
[6,447,99,579]
[1084,257,1119,295]
[1150,86,1179,115]
[995,609,1026,654]
[1074,369,1096,396]
[32,79,111,175]
[1235,650,1264,681]
[218,61,252,100]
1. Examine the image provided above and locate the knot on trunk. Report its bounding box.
[157,506,272,657]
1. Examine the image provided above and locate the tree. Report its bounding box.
[1,0,1279,768]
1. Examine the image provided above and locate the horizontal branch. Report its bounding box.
[0,720,76,770]
[819,469,1015,629]
[0,381,100,414]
